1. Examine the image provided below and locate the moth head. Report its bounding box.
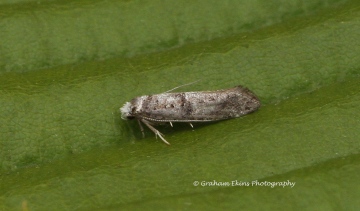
[120,102,135,120]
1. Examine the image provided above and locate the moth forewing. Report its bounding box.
[120,85,260,145]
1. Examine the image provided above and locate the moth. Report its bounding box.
[120,85,260,145]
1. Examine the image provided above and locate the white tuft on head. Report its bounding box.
[120,102,132,120]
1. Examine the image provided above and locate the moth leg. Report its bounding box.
[169,122,173,127]
[137,119,145,138]
[189,123,194,128]
[141,119,171,145]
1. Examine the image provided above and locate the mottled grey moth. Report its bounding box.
[120,85,260,145]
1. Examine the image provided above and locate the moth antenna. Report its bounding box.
[164,79,201,93]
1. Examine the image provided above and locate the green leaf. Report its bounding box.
[1,0,360,210]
